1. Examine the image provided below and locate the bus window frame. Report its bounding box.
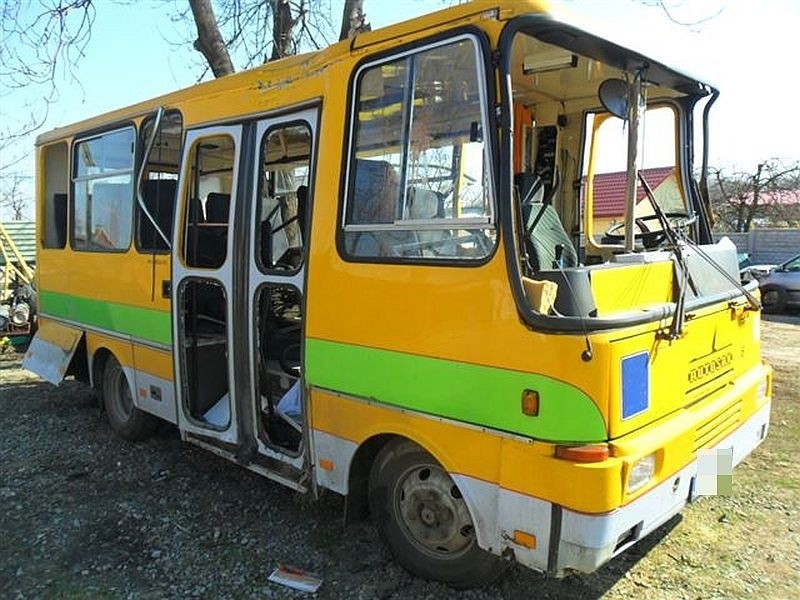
[70,122,137,254]
[41,141,70,250]
[336,27,500,267]
[497,15,718,334]
[579,100,689,254]
[135,109,185,255]
[255,118,314,276]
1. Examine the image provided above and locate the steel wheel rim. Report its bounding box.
[391,463,475,559]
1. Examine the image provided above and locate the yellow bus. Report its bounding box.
[24,0,771,588]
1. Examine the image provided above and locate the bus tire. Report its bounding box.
[368,439,505,589]
[760,285,786,314]
[102,355,158,441]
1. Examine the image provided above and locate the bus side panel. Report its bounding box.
[131,344,176,423]
[308,387,624,531]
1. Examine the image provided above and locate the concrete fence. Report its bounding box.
[715,229,800,265]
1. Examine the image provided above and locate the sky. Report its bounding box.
[1,0,798,220]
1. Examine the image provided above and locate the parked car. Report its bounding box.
[759,254,800,313]
[738,252,778,283]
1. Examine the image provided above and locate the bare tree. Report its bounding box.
[270,0,297,60]
[339,0,370,40]
[708,160,800,232]
[0,173,31,221]
[0,0,97,171]
[189,0,235,77]
[181,0,356,79]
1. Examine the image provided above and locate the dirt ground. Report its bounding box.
[1,316,798,599]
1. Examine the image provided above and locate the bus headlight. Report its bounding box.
[627,453,656,493]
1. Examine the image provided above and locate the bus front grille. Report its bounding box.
[693,399,742,452]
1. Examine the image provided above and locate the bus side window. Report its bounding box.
[71,127,136,252]
[342,37,496,261]
[42,142,69,249]
[137,111,183,253]
[139,179,177,252]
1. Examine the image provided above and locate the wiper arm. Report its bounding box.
[638,172,761,322]
[638,172,689,338]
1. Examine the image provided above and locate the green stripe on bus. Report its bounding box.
[305,338,606,443]
[39,290,172,346]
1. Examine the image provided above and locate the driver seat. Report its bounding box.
[526,202,578,270]
[521,172,578,271]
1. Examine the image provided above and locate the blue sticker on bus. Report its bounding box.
[622,352,649,419]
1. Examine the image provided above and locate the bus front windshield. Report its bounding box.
[501,23,737,326]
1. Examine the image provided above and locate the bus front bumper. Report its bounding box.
[552,400,770,574]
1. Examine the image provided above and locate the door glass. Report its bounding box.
[255,124,311,272]
[256,283,303,452]
[180,279,231,429]
[137,111,183,253]
[182,134,235,268]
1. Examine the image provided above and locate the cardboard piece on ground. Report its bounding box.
[268,565,322,593]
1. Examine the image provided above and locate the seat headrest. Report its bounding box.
[408,187,440,220]
[205,192,230,223]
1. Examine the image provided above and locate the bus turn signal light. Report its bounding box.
[513,530,537,549]
[555,444,610,463]
[521,390,540,416]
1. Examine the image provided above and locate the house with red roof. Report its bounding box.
[587,166,680,238]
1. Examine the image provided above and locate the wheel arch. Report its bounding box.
[342,428,486,533]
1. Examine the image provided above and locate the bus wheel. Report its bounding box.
[369,439,505,589]
[761,285,786,314]
[102,355,158,441]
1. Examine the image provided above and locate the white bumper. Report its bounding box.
[555,401,771,573]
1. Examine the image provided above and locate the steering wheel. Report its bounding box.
[603,213,689,249]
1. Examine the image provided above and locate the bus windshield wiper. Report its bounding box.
[638,173,761,332]
[638,172,690,338]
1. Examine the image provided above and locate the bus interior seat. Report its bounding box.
[205,192,230,224]
[520,172,578,271]
[295,184,309,235]
[350,159,399,225]
[409,187,449,255]
[188,196,205,224]
[141,179,177,250]
[199,192,230,267]
[525,202,578,270]
[273,185,309,269]
[348,159,418,257]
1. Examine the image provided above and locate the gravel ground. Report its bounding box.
[1,316,798,599]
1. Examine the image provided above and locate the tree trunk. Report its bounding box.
[189,0,235,78]
[339,0,371,40]
[271,0,295,61]
[744,163,765,232]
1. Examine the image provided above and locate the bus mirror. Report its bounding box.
[598,78,629,120]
